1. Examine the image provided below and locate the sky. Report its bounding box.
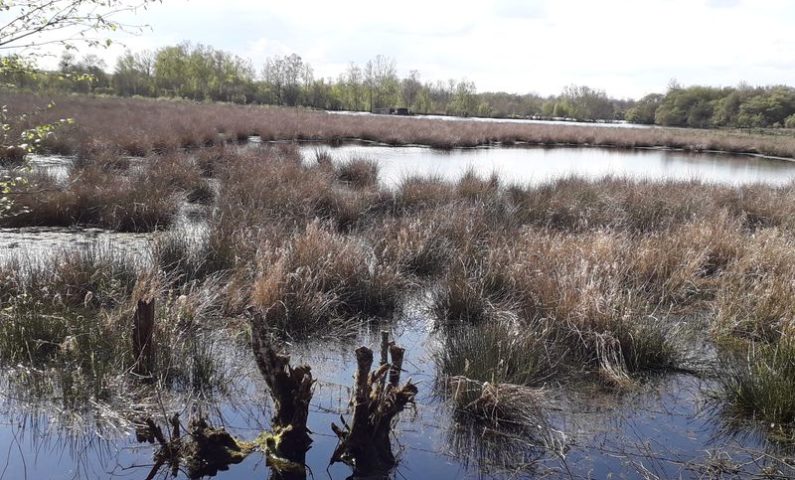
[16,0,795,99]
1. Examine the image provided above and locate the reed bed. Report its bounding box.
[4,91,795,159]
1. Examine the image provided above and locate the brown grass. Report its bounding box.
[6,113,795,432]
[250,220,405,335]
[1,152,204,231]
[5,91,795,159]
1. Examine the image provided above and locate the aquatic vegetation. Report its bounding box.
[393,174,456,212]
[3,161,180,232]
[430,247,515,324]
[714,230,795,342]
[6,91,795,159]
[436,320,554,388]
[7,110,795,478]
[717,336,795,441]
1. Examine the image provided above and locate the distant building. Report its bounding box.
[372,107,411,116]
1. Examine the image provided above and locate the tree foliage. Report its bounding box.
[1,0,157,215]
[0,0,156,51]
[8,36,795,129]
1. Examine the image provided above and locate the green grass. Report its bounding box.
[436,320,554,387]
[718,336,795,441]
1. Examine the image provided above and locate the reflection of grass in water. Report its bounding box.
[445,414,550,478]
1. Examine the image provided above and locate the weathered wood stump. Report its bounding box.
[330,339,418,476]
[135,413,254,480]
[249,307,314,479]
[132,298,155,377]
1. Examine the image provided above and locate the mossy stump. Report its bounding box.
[330,342,418,476]
[250,308,315,478]
[135,414,254,479]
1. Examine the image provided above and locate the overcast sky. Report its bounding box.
[27,0,795,99]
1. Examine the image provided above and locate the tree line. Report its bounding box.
[0,42,630,121]
[3,41,795,127]
[626,83,795,128]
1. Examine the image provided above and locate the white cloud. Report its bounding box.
[13,0,795,98]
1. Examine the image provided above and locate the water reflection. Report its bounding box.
[327,110,652,129]
[2,310,795,478]
[300,144,795,188]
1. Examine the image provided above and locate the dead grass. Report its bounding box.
[251,221,405,336]
[334,157,379,189]
[6,91,795,158]
[3,159,181,231]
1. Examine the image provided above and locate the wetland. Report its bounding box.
[2,94,795,479]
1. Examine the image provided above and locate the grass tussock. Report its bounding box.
[436,321,565,452]
[714,230,795,342]
[718,336,795,441]
[3,163,180,232]
[251,221,405,336]
[335,157,379,189]
[436,320,555,387]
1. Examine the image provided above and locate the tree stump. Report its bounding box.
[330,339,418,476]
[132,298,155,377]
[249,308,314,479]
[135,413,254,480]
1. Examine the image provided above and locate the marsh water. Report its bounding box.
[0,313,786,479]
[3,144,795,479]
[327,110,653,129]
[299,143,795,187]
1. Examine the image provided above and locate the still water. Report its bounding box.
[300,144,795,188]
[0,305,787,479]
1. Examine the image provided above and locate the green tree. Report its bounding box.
[263,53,312,106]
[655,86,725,128]
[364,55,398,111]
[1,0,157,214]
[113,49,155,96]
[449,80,477,117]
[559,85,614,121]
[400,70,422,111]
[625,93,664,124]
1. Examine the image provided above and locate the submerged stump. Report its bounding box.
[135,413,254,480]
[249,308,315,479]
[330,339,418,476]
